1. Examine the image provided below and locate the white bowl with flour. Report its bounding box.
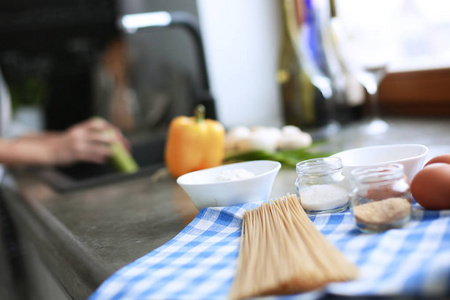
[177,160,281,210]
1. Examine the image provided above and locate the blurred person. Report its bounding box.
[0,118,126,166]
[0,68,127,167]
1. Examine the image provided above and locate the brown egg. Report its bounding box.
[425,154,450,167]
[411,163,450,210]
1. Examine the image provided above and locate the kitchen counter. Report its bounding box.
[1,117,450,300]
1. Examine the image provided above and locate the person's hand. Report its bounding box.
[49,118,127,165]
[0,118,128,166]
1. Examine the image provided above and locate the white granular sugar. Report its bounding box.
[299,184,349,211]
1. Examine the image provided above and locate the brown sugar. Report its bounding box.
[353,197,411,225]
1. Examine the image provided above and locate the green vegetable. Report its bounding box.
[92,116,139,173]
[110,137,139,173]
[224,143,333,168]
[101,127,139,174]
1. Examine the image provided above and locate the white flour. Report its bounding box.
[216,168,255,182]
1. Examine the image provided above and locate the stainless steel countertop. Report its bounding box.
[2,117,450,299]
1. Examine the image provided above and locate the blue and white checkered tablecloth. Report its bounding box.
[89,202,450,300]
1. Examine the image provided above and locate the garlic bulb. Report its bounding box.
[225,126,250,151]
[278,126,312,150]
[236,128,280,152]
[225,125,312,152]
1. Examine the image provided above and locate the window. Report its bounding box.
[336,0,450,115]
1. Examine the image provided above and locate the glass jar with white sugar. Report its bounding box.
[295,157,349,214]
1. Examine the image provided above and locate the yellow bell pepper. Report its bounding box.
[165,105,225,178]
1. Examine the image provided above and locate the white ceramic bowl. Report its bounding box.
[331,144,428,181]
[177,160,281,210]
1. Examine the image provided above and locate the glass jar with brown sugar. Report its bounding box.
[350,163,412,233]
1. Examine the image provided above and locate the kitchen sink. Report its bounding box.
[38,134,166,192]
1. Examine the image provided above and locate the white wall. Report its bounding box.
[196,0,283,128]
